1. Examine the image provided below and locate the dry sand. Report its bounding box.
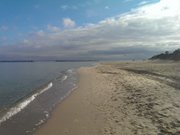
[34,60,180,135]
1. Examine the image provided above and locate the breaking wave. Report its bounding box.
[0,82,53,125]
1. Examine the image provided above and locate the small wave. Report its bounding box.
[0,82,53,125]
[67,69,73,73]
[60,85,78,102]
[35,119,45,126]
[61,75,68,82]
[39,82,53,95]
[35,110,49,127]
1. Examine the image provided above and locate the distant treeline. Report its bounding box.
[150,49,180,61]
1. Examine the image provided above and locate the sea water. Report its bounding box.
[0,62,93,135]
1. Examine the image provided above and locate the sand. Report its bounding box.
[34,60,180,135]
[34,66,107,135]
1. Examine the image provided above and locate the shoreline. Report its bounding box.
[34,61,180,135]
[34,66,107,135]
[0,68,79,135]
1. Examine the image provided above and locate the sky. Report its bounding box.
[0,0,180,60]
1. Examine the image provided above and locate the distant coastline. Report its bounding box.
[150,49,180,61]
[0,60,34,63]
[0,60,98,63]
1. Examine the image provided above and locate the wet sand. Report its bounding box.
[34,60,180,135]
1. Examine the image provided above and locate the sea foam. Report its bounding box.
[61,75,68,82]
[0,82,53,125]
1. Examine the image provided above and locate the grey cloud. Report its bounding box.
[89,46,158,55]
[1,0,180,60]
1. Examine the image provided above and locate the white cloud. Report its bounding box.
[47,24,60,32]
[0,26,8,31]
[62,18,76,28]
[135,0,180,18]
[124,0,133,2]
[60,5,78,10]
[36,30,45,37]
[138,1,150,6]
[105,6,110,9]
[1,0,180,60]
[23,39,29,44]
[61,5,68,10]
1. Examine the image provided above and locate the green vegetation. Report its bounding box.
[150,49,180,61]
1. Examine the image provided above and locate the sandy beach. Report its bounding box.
[34,60,180,135]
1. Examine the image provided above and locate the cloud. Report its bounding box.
[105,6,110,10]
[86,9,99,17]
[60,5,68,10]
[124,0,133,2]
[0,36,8,45]
[138,1,150,6]
[135,0,180,18]
[36,30,45,37]
[60,5,78,10]
[1,0,180,60]
[0,26,8,31]
[62,18,76,28]
[47,24,60,32]
[1,36,7,41]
